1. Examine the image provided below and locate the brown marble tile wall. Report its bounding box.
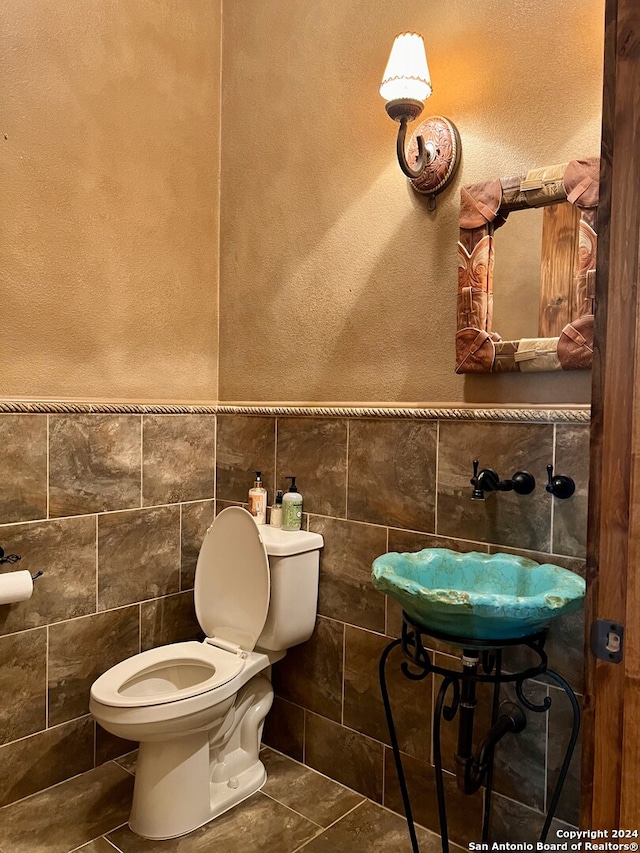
[180,498,216,588]
[0,409,588,834]
[553,424,590,558]
[276,417,348,516]
[140,590,202,650]
[438,421,554,551]
[262,696,305,762]
[348,419,437,530]
[0,415,47,523]
[0,411,215,808]
[272,615,344,722]
[305,711,384,803]
[0,628,47,742]
[309,516,387,633]
[216,415,276,503]
[49,414,141,516]
[343,625,432,763]
[0,717,94,808]
[97,506,181,610]
[48,607,140,725]
[142,415,215,505]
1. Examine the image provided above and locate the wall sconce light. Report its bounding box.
[380,33,461,209]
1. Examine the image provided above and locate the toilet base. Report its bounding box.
[130,752,267,840]
[128,674,273,840]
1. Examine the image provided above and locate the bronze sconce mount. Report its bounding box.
[384,101,461,210]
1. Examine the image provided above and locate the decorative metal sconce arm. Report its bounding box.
[386,98,431,180]
[396,117,431,180]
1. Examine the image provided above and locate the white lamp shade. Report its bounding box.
[379,33,432,103]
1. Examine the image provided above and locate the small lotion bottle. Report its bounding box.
[270,490,284,528]
[248,471,268,525]
[282,476,303,532]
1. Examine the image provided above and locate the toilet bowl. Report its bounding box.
[90,506,323,840]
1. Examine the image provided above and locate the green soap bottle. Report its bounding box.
[282,476,303,531]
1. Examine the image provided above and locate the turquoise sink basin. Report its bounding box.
[371,548,585,642]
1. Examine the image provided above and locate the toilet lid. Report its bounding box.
[194,507,270,652]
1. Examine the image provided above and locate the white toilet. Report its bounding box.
[90,506,323,840]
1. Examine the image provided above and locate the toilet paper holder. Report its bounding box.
[0,546,21,565]
[0,547,43,582]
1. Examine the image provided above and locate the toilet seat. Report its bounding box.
[91,508,272,711]
[91,642,246,709]
[195,507,270,652]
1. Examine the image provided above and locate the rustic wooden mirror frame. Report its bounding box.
[455,157,599,373]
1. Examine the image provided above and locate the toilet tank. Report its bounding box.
[255,526,323,652]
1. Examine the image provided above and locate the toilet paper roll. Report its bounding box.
[0,570,34,605]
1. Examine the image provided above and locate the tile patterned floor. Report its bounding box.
[0,748,453,853]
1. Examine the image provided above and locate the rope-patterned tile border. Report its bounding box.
[0,400,590,423]
[216,405,590,423]
[0,401,217,415]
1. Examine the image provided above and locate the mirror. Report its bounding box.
[455,158,599,373]
[492,206,545,340]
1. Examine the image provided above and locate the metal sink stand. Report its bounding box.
[379,613,580,853]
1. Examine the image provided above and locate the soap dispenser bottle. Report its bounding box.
[270,490,284,528]
[282,476,303,532]
[248,471,268,525]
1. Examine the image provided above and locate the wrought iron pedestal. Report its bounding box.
[379,614,580,853]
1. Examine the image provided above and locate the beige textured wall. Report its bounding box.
[218,0,604,405]
[1,0,220,401]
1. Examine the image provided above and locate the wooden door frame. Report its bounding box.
[581,0,640,828]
